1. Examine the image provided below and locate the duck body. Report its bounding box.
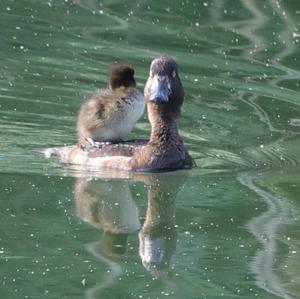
[77,64,145,147]
[128,56,193,171]
[44,56,193,172]
[86,136,192,172]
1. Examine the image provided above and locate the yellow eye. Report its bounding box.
[172,70,176,78]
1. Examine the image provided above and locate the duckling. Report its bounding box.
[77,64,145,147]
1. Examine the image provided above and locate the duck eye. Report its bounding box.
[172,70,176,78]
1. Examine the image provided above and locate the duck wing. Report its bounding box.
[87,139,148,158]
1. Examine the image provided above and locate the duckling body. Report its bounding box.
[77,64,145,146]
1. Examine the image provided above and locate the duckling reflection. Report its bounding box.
[75,178,141,257]
[74,171,187,275]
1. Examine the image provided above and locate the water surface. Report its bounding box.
[0,0,300,298]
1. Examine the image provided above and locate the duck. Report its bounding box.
[44,56,193,172]
[77,64,145,148]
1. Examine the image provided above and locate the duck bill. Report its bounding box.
[149,75,170,103]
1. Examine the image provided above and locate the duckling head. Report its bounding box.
[109,64,136,90]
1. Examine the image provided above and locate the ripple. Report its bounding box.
[239,171,297,299]
[289,118,300,127]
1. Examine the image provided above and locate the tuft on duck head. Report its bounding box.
[144,56,184,108]
[109,64,136,90]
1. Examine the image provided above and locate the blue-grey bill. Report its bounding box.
[149,75,170,102]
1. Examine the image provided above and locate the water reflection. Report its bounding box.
[138,173,185,277]
[74,171,187,280]
[238,171,297,299]
[75,178,140,256]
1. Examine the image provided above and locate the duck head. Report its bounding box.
[144,56,184,112]
[109,64,136,90]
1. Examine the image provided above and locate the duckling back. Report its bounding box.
[77,87,144,145]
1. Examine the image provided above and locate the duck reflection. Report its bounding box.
[138,173,185,276]
[74,171,187,275]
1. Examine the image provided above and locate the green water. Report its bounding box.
[1,0,300,298]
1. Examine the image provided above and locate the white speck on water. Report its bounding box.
[289,118,300,126]
[203,2,208,7]
[81,278,86,286]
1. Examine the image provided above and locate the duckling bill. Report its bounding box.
[77,64,145,147]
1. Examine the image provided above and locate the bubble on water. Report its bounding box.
[293,32,300,38]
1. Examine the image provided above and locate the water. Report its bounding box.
[1,0,300,298]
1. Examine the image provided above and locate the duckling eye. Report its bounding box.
[171,70,176,78]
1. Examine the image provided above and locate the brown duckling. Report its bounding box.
[77,64,145,147]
